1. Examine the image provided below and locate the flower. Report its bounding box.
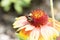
[13,9,60,40]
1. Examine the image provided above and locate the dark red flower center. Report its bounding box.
[30,9,48,27]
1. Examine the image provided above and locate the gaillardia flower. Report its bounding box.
[13,9,60,40]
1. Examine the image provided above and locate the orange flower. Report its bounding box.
[13,9,60,40]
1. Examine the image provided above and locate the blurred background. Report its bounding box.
[0,0,60,40]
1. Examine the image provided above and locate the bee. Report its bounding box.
[26,13,33,22]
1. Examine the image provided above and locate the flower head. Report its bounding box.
[13,9,60,40]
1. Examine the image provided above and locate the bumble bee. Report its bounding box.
[26,14,33,22]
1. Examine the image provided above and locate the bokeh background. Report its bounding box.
[0,0,60,40]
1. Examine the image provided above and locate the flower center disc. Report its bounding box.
[31,9,48,26]
[32,9,43,19]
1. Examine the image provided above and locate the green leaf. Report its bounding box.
[4,6,10,11]
[14,4,23,14]
[20,0,31,7]
[23,0,31,4]
[1,0,11,7]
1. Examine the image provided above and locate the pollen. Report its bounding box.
[32,9,43,19]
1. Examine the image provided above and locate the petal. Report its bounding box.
[25,24,35,31]
[13,16,29,28]
[17,28,31,40]
[38,34,44,40]
[16,24,35,32]
[28,29,40,40]
[41,26,59,40]
[54,21,60,32]
[48,18,60,32]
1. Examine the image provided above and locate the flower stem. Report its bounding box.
[50,0,55,27]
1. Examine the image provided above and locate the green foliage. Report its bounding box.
[1,0,31,14]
